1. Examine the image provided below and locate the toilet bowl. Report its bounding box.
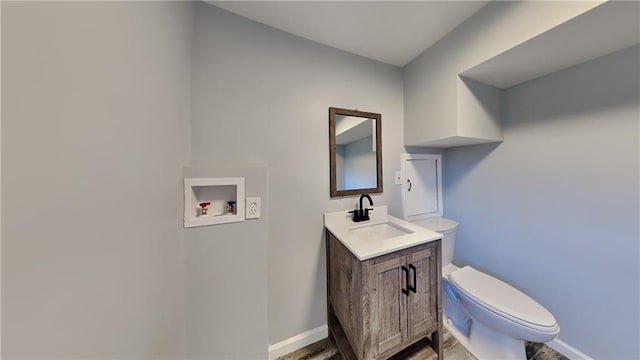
[411,217,559,359]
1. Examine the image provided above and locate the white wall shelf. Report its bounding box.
[460,1,639,89]
[404,1,639,148]
[184,177,245,228]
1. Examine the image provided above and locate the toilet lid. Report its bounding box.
[449,266,557,328]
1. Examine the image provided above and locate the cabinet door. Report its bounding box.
[366,255,407,357]
[402,154,442,221]
[405,247,437,341]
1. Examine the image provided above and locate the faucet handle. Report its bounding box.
[363,207,373,220]
[348,209,359,222]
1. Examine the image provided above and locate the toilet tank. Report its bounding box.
[411,217,459,265]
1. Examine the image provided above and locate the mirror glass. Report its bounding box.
[329,107,382,197]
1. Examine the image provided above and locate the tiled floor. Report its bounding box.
[277,329,567,360]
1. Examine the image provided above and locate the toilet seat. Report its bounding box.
[449,266,559,332]
[442,262,460,278]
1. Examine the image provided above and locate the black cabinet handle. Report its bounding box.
[401,266,409,296]
[407,179,412,192]
[408,264,417,293]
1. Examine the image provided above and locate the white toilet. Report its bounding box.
[412,217,560,360]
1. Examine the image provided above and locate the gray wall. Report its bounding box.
[190,3,405,345]
[2,1,194,358]
[183,166,268,359]
[444,46,639,359]
[344,136,376,189]
[336,145,346,190]
[4,2,635,358]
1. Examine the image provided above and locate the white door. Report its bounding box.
[402,154,442,220]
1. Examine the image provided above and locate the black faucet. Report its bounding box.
[350,194,374,222]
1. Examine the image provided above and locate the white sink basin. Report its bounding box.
[324,206,442,260]
[350,222,413,241]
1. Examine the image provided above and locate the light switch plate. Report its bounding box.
[246,197,261,219]
[394,171,402,185]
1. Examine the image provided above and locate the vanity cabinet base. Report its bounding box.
[326,231,443,360]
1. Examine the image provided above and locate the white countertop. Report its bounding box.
[324,206,442,261]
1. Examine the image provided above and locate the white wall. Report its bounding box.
[1,2,193,358]
[190,3,405,346]
[444,46,639,359]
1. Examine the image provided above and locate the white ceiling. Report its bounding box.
[209,1,489,67]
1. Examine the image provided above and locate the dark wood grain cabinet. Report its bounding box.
[326,231,442,360]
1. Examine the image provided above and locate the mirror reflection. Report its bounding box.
[329,107,382,197]
[335,115,377,190]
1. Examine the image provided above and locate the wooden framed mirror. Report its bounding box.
[329,107,382,197]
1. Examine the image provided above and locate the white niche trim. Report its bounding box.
[184,177,245,228]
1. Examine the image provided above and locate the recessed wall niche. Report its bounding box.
[184,177,245,228]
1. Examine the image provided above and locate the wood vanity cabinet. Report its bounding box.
[326,231,443,360]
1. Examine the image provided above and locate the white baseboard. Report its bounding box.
[548,338,593,360]
[268,325,328,360]
[266,325,591,360]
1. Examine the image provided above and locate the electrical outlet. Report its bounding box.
[394,171,402,185]
[246,197,261,219]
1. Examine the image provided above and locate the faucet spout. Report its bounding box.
[350,194,374,222]
[359,194,373,212]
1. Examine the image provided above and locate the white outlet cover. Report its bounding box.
[246,197,261,219]
[394,171,402,185]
